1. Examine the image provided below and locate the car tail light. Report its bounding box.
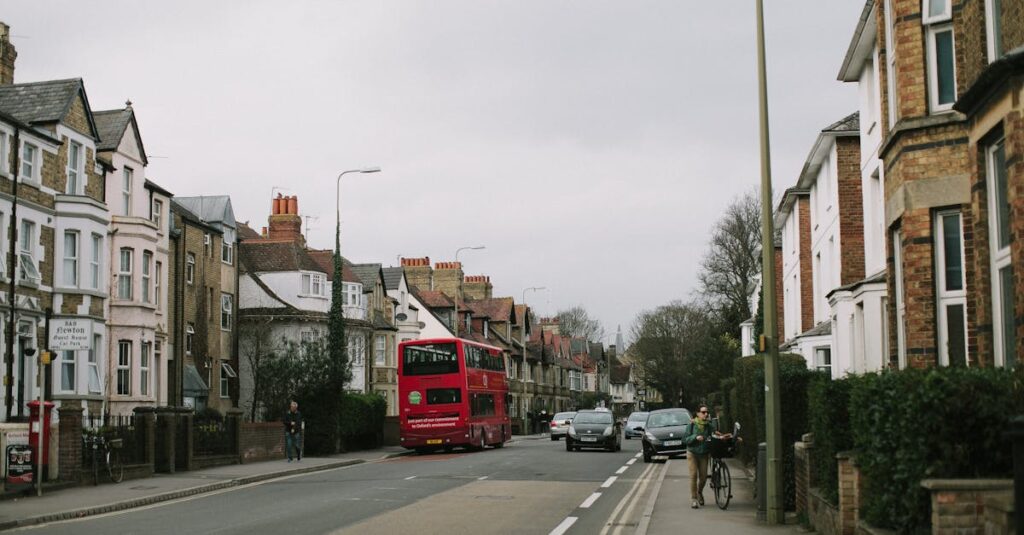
[550,422,556,428]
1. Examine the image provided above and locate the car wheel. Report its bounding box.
[565,440,573,452]
[643,448,652,463]
[551,435,558,441]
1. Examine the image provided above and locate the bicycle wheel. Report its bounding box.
[106,448,124,483]
[714,460,731,509]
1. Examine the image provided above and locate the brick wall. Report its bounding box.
[837,453,861,535]
[401,257,432,291]
[921,479,1013,534]
[433,262,463,301]
[836,136,865,286]
[239,422,284,463]
[794,436,813,518]
[56,405,82,482]
[799,196,814,332]
[983,494,1015,535]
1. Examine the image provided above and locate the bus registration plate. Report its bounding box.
[426,439,443,445]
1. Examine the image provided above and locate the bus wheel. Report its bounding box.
[478,432,487,451]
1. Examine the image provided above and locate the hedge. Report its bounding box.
[297,390,387,454]
[732,353,815,510]
[806,374,854,505]
[848,367,1024,532]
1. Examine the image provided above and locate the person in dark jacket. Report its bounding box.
[684,405,717,508]
[283,401,302,462]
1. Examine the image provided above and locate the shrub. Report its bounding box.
[339,392,388,450]
[806,374,854,505]
[849,367,1024,532]
[731,352,813,510]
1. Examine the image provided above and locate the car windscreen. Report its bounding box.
[573,412,613,425]
[627,412,649,422]
[402,343,459,376]
[646,411,690,428]
[553,412,575,421]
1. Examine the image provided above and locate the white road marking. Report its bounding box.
[404,476,416,480]
[599,462,659,535]
[601,476,617,488]
[580,492,601,508]
[478,476,488,480]
[635,460,671,535]
[615,466,628,475]
[626,458,636,465]
[549,517,578,535]
[634,452,642,458]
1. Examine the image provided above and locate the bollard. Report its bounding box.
[758,442,767,521]
[1010,415,1023,535]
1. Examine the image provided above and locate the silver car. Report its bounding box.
[549,411,576,440]
[624,411,650,439]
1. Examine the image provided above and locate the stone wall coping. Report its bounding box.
[802,432,814,443]
[919,478,1013,491]
[795,441,810,451]
[808,486,839,511]
[856,520,899,535]
[982,492,1014,512]
[55,405,83,414]
[836,450,857,461]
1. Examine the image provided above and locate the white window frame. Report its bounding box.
[220,362,236,399]
[375,335,386,366]
[186,253,195,284]
[89,233,101,290]
[922,0,952,24]
[59,350,76,393]
[814,346,832,376]
[893,230,907,368]
[925,22,957,113]
[152,199,163,230]
[185,323,195,355]
[985,0,1003,62]
[155,261,162,310]
[20,141,38,183]
[934,210,969,367]
[987,138,1015,367]
[141,251,152,303]
[118,248,133,300]
[117,340,132,396]
[221,241,232,265]
[884,0,898,128]
[122,167,133,216]
[63,230,79,287]
[18,219,39,283]
[140,342,150,397]
[221,293,232,331]
[66,141,82,195]
[0,131,8,177]
[88,334,101,394]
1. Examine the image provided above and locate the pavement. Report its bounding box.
[0,430,798,528]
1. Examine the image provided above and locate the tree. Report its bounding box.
[238,317,276,421]
[328,248,351,396]
[697,188,762,334]
[556,306,604,342]
[630,301,738,410]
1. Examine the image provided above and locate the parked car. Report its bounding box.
[641,408,691,462]
[624,411,650,439]
[566,409,622,452]
[549,411,576,441]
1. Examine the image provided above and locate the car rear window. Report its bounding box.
[553,412,575,421]
[627,412,649,422]
[573,412,613,425]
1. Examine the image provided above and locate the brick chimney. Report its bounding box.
[433,261,464,301]
[0,22,16,85]
[267,193,303,244]
[463,275,492,300]
[401,257,432,290]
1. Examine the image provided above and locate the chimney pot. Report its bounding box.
[288,196,298,215]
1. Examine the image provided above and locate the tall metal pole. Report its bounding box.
[5,128,20,421]
[755,0,784,523]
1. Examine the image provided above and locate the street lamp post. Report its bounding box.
[332,167,380,394]
[521,286,544,434]
[452,246,485,338]
[754,0,784,524]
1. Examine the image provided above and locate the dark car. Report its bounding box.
[641,408,691,462]
[624,411,649,439]
[566,409,621,452]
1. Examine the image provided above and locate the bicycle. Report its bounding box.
[708,422,740,510]
[84,434,124,485]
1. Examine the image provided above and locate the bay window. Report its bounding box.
[923,0,956,112]
[63,231,78,287]
[987,138,1015,368]
[118,248,133,300]
[117,341,132,396]
[142,251,152,303]
[935,210,968,366]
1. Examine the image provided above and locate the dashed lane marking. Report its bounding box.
[477,476,488,480]
[634,453,642,458]
[601,476,617,488]
[549,516,578,535]
[404,476,416,480]
[615,466,628,475]
[580,492,601,509]
[626,458,636,465]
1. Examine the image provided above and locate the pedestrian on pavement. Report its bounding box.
[284,400,303,462]
[684,404,717,508]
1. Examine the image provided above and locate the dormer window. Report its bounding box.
[20,142,38,183]
[122,167,133,216]
[343,283,362,305]
[301,272,326,297]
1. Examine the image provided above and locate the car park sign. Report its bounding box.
[48,318,92,350]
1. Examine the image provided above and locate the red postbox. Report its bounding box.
[27,401,54,470]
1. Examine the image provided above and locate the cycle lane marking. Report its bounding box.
[598,462,659,535]
[615,466,627,475]
[579,492,601,509]
[600,476,617,488]
[549,516,577,535]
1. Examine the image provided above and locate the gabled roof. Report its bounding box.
[236,222,262,241]
[350,263,384,292]
[238,241,325,275]
[412,287,455,308]
[838,0,877,82]
[382,267,405,291]
[144,179,172,197]
[0,78,99,139]
[795,112,860,190]
[171,199,221,234]
[610,364,631,384]
[467,297,515,323]
[306,250,361,283]
[93,106,148,165]
[174,196,237,230]
[822,111,860,133]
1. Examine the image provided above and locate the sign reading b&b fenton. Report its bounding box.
[49,318,92,350]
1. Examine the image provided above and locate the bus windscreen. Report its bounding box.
[403,343,459,376]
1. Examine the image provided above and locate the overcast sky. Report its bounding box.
[5,1,865,339]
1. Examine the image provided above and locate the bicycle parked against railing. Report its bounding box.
[84,434,124,485]
[708,422,741,510]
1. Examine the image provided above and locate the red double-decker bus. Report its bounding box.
[399,338,510,453]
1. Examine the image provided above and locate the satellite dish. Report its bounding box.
[417,322,427,329]
[396,313,408,322]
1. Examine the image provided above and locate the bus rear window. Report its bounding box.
[427,388,461,404]
[403,343,459,376]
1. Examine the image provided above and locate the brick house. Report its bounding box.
[0,41,112,420]
[349,263,399,413]
[95,104,173,414]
